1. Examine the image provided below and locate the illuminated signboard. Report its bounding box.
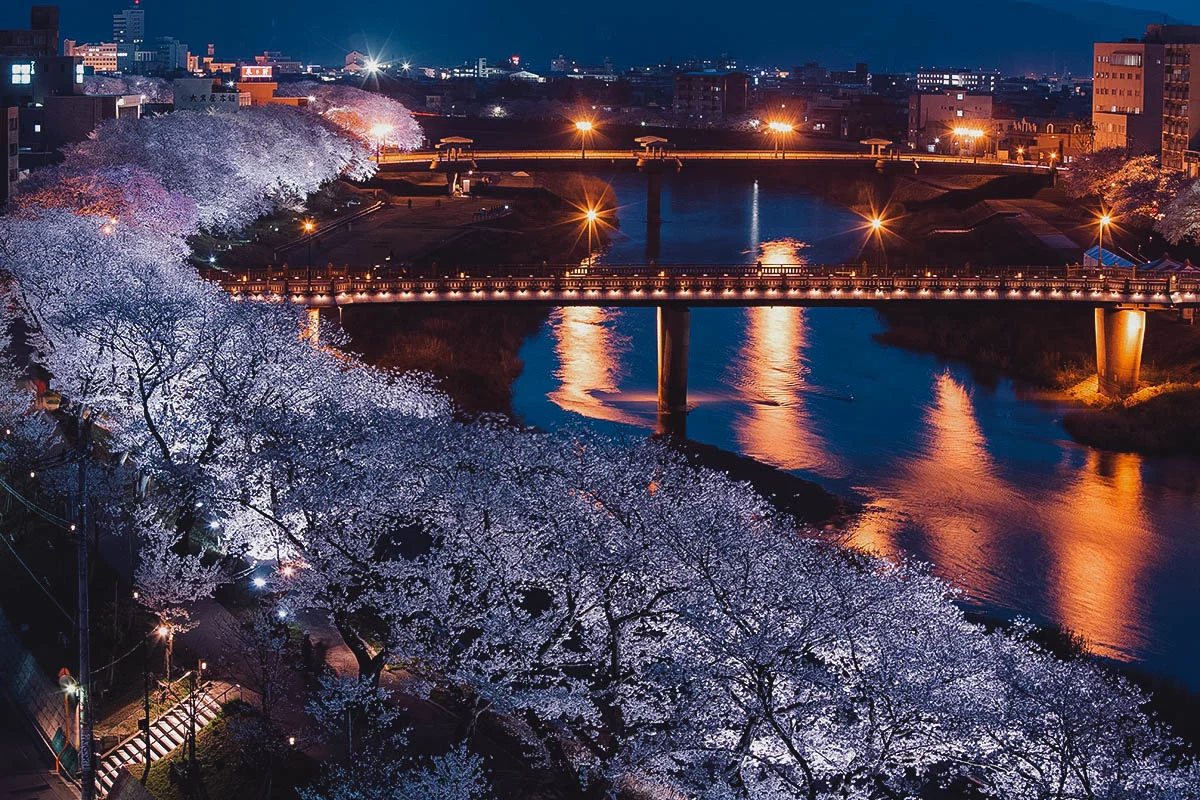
[240,65,273,80]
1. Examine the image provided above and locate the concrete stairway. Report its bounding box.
[95,689,223,798]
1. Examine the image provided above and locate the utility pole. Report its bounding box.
[141,634,151,783]
[75,413,95,800]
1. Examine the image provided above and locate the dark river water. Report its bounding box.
[509,171,1200,689]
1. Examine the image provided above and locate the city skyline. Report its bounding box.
[2,0,1196,75]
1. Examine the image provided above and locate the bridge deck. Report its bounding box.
[212,265,1200,309]
[378,149,1051,171]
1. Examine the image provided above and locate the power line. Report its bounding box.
[0,528,75,625]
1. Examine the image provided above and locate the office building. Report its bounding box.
[113,1,145,73]
[63,40,119,73]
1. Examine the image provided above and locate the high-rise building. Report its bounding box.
[113,1,145,73]
[1095,25,1200,173]
[1162,40,1200,175]
[1092,40,1164,154]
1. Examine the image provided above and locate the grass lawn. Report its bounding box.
[145,702,313,800]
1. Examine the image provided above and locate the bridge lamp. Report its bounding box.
[767,121,793,155]
[575,120,594,159]
[1098,214,1114,275]
[583,207,601,265]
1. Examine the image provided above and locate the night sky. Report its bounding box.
[3,0,1196,74]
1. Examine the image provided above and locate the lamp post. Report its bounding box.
[768,121,793,158]
[575,120,594,159]
[1098,213,1113,275]
[369,122,393,164]
[870,215,887,277]
[584,207,599,265]
[302,219,315,287]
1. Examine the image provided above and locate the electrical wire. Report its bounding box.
[0,528,74,624]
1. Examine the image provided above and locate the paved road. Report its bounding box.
[0,692,77,800]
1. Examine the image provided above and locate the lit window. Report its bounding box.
[956,92,964,100]
[33,123,41,132]
[11,63,33,85]
[956,109,964,117]
[75,64,84,83]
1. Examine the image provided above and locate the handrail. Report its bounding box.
[273,200,386,259]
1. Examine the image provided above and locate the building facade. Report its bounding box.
[908,91,995,152]
[915,68,1000,94]
[112,2,144,73]
[673,70,748,119]
[0,6,57,57]
[1092,40,1164,153]
[2,106,17,206]
[172,77,248,112]
[63,40,118,73]
[1162,42,1200,174]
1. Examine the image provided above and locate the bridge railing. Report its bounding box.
[207,264,1199,302]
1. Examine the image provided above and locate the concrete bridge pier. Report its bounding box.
[657,305,690,437]
[1095,307,1146,398]
[646,169,663,225]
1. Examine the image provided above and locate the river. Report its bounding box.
[509,170,1200,689]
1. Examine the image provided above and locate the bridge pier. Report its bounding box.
[657,305,689,437]
[1094,307,1146,398]
[646,169,663,225]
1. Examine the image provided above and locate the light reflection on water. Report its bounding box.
[512,172,1200,686]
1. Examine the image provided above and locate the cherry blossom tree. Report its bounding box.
[61,107,374,232]
[1156,178,1200,244]
[277,81,425,151]
[3,89,1198,800]
[84,74,173,104]
[11,164,198,239]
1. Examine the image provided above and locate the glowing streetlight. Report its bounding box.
[575,120,594,159]
[1098,213,1113,273]
[400,61,411,73]
[363,57,380,75]
[767,121,793,157]
[582,206,602,265]
[866,214,888,276]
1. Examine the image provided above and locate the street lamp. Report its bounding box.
[868,214,888,276]
[302,219,315,285]
[1098,213,1112,274]
[768,121,793,158]
[583,207,601,265]
[369,122,393,163]
[575,120,594,159]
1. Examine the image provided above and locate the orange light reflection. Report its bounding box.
[548,307,645,425]
[731,240,844,477]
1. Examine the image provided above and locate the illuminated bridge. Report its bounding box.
[212,264,1200,427]
[377,148,1050,173]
